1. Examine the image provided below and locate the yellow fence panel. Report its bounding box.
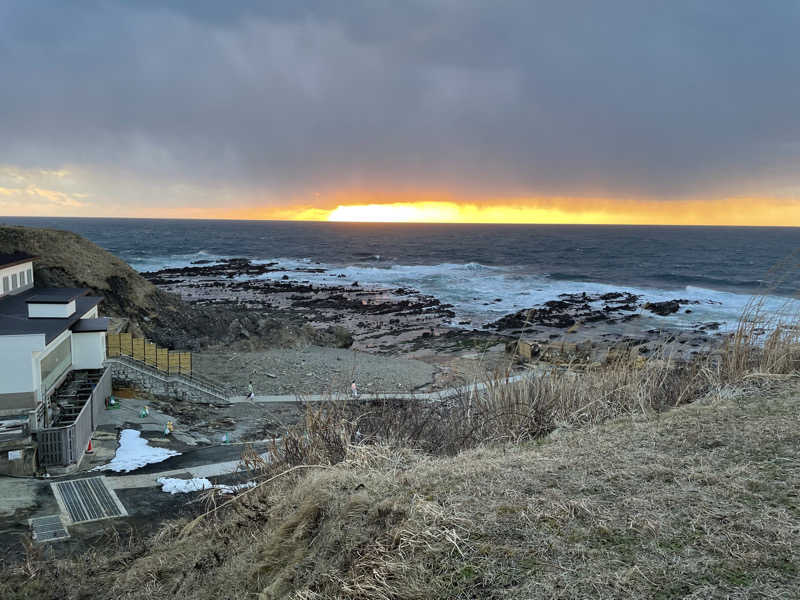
[107,334,120,357]
[156,348,169,372]
[178,352,191,376]
[144,342,157,366]
[132,338,145,361]
[108,333,192,377]
[168,352,181,375]
[119,333,133,357]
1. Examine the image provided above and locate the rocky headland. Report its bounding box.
[0,226,354,352]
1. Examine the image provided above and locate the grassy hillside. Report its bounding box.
[4,379,798,599]
[0,224,192,344]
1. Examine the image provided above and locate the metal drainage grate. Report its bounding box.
[51,476,128,524]
[29,515,70,543]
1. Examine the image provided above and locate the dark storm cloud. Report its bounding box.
[1,1,799,202]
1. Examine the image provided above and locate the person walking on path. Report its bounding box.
[247,380,255,401]
[350,380,358,398]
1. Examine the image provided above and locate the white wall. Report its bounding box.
[82,306,99,319]
[0,262,34,297]
[72,332,106,369]
[35,329,74,394]
[28,300,76,319]
[0,334,44,395]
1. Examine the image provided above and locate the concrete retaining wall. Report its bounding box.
[107,360,222,404]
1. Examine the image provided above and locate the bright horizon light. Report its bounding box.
[321,198,800,226]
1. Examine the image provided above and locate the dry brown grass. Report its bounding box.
[3,377,798,599]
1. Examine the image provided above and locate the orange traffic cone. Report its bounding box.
[86,440,94,454]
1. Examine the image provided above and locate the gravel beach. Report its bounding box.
[193,346,437,396]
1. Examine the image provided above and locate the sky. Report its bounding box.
[1,1,800,224]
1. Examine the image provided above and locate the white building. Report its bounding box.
[0,252,110,472]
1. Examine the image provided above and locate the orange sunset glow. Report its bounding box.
[107,196,800,226]
[260,197,797,227]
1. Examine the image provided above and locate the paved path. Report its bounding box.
[107,455,268,490]
[104,441,272,489]
[227,370,539,404]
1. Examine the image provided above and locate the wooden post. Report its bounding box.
[145,342,157,367]
[119,333,133,357]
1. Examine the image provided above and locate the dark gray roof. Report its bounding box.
[0,288,103,344]
[27,290,88,304]
[71,317,109,333]
[0,252,36,269]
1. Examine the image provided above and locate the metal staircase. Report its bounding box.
[103,354,231,402]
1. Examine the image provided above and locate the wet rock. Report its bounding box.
[488,291,644,332]
[643,300,681,316]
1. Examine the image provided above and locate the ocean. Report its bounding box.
[4,217,800,331]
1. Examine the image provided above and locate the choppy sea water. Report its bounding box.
[5,217,800,331]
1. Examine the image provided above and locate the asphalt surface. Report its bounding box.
[107,441,272,476]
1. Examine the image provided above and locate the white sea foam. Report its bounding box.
[128,251,230,273]
[262,261,800,332]
[138,254,799,333]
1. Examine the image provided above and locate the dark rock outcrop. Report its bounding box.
[487,291,642,331]
[642,300,681,316]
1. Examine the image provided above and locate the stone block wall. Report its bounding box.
[107,361,219,404]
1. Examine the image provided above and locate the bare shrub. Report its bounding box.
[264,348,712,469]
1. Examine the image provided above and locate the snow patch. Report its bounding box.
[217,481,257,494]
[157,478,257,495]
[158,477,213,494]
[95,429,181,473]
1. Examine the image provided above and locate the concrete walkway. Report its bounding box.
[228,370,538,404]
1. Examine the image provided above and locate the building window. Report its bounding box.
[41,337,73,392]
[27,269,33,285]
[2,276,7,294]
[19,271,26,286]
[11,273,18,289]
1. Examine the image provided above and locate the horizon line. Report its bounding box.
[3,215,800,228]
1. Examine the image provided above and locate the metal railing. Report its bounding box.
[104,354,230,401]
[38,368,111,467]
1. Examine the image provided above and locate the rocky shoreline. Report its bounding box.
[141,258,729,387]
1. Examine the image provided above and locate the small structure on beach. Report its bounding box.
[0,252,111,474]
